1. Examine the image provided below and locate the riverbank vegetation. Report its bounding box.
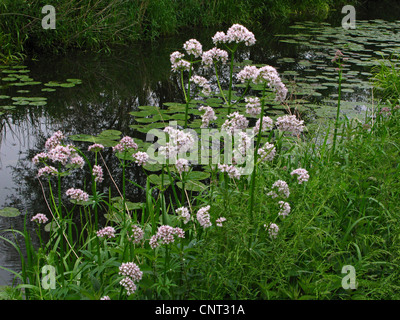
[1,0,357,63]
[1,23,400,300]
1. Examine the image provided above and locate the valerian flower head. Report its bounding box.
[96,226,116,239]
[112,136,138,153]
[183,39,203,58]
[201,47,229,68]
[132,151,149,166]
[267,180,290,199]
[170,51,191,72]
[276,115,305,136]
[290,168,309,184]
[196,205,212,229]
[31,213,48,224]
[265,223,279,239]
[66,188,89,202]
[199,105,217,128]
[176,207,191,224]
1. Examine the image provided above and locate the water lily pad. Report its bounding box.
[0,207,21,217]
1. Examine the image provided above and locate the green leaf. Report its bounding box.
[148,174,171,186]
[0,207,21,217]
[186,171,210,181]
[176,181,206,192]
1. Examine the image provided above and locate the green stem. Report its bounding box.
[249,82,267,222]
[332,62,343,153]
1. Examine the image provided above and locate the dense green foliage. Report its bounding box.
[0,0,356,62]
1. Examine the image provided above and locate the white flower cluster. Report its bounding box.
[159,126,196,159]
[183,39,203,58]
[278,201,291,217]
[221,112,249,135]
[190,75,211,96]
[201,47,229,68]
[245,97,261,116]
[290,168,309,184]
[267,180,290,199]
[119,262,143,296]
[212,24,256,46]
[264,223,279,239]
[217,163,242,179]
[170,51,190,72]
[254,116,273,134]
[149,225,185,249]
[276,115,305,136]
[96,226,116,239]
[176,206,191,224]
[199,105,217,128]
[196,205,212,229]
[257,142,276,162]
[175,158,190,175]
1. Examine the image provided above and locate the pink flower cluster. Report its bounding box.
[254,116,274,134]
[258,142,276,162]
[290,168,309,184]
[267,180,290,199]
[128,225,144,244]
[170,51,190,73]
[175,158,190,175]
[221,112,249,135]
[88,143,104,152]
[92,165,104,183]
[218,164,242,179]
[199,106,217,128]
[119,262,143,296]
[66,188,89,202]
[31,213,48,224]
[37,166,58,178]
[112,136,138,153]
[190,75,211,96]
[264,223,279,239]
[201,47,229,68]
[176,206,191,224]
[33,131,85,176]
[183,39,203,58]
[45,130,64,150]
[196,205,212,229]
[212,24,256,46]
[97,226,116,239]
[237,65,287,102]
[132,151,149,166]
[237,65,259,83]
[278,201,291,217]
[149,225,185,249]
[159,126,195,159]
[245,97,261,116]
[216,217,226,227]
[276,115,305,136]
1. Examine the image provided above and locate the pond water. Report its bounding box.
[1,6,400,287]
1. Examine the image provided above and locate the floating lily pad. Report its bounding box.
[0,207,21,217]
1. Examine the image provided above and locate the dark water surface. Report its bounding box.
[1,5,399,287]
